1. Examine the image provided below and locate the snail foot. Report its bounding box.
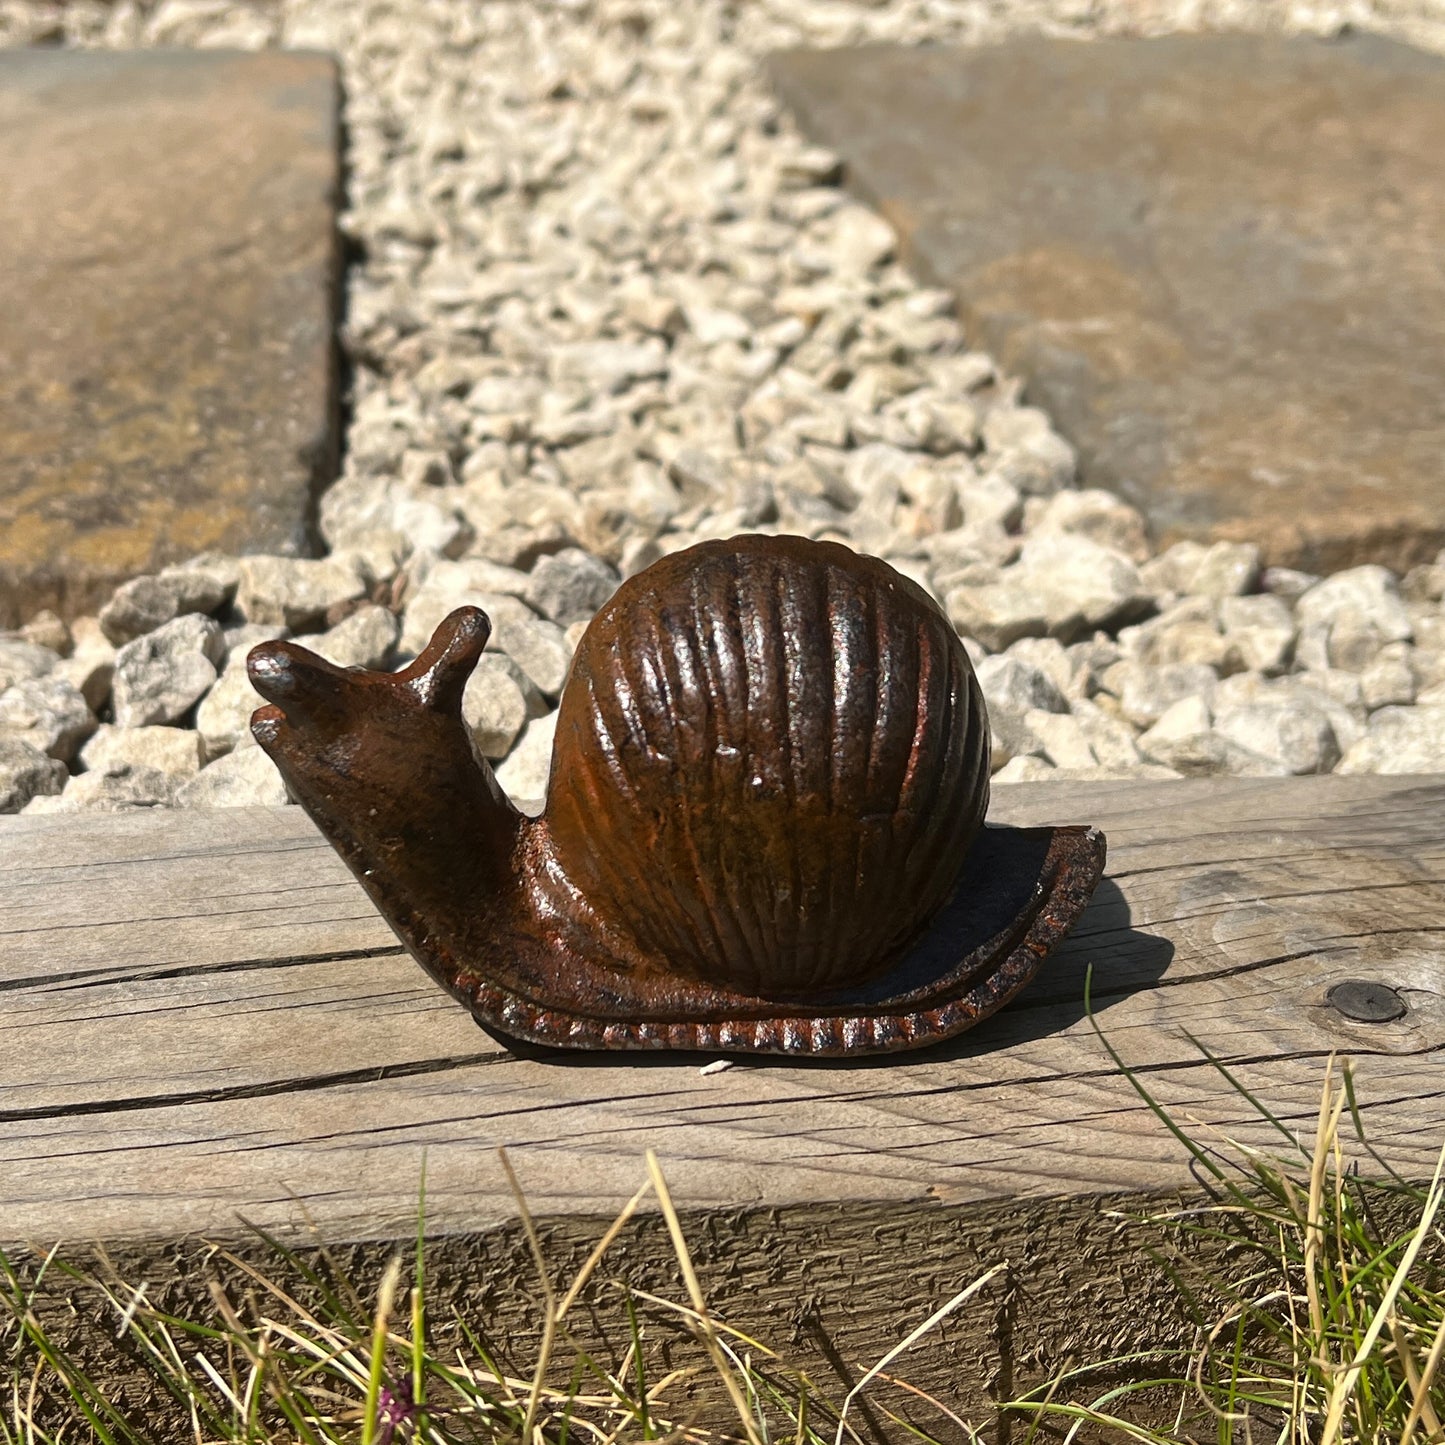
[433,821,1106,1058]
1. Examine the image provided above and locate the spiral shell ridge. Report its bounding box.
[542,535,990,997]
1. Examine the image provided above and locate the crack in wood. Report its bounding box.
[0,945,408,995]
[0,1051,515,1124]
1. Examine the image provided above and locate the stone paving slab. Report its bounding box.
[0,49,340,627]
[769,33,1445,573]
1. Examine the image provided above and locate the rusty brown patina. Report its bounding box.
[247,534,1105,1057]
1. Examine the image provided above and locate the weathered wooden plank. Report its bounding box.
[1,776,1442,1245]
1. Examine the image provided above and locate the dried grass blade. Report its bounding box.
[1305,1059,1344,1353]
[1318,1144,1445,1445]
[359,1257,401,1445]
[558,1181,653,1323]
[832,1263,1006,1445]
[644,1149,764,1445]
[500,1148,558,1445]
[1398,1304,1445,1445]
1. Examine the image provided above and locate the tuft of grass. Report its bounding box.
[1004,984,1445,1443]
[0,1148,991,1445]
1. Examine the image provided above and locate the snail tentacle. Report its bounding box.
[404,605,492,713]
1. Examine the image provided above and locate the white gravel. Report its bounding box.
[3,0,1445,812]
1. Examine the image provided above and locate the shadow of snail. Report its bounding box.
[247,533,1106,1058]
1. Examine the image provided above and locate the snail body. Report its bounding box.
[249,534,1105,1057]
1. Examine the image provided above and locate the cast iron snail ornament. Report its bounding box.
[247,534,1105,1057]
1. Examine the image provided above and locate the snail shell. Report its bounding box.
[247,532,1105,1057]
[539,537,989,996]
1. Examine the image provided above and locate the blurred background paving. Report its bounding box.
[0,47,339,628]
[770,32,1445,575]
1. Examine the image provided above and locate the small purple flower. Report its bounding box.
[375,1378,417,1445]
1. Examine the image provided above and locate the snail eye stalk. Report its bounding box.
[403,607,491,714]
[247,643,354,731]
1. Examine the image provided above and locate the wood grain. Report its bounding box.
[2,775,1443,1245]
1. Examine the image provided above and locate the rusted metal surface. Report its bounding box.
[249,535,1105,1056]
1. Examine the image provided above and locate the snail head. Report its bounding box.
[248,607,522,891]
